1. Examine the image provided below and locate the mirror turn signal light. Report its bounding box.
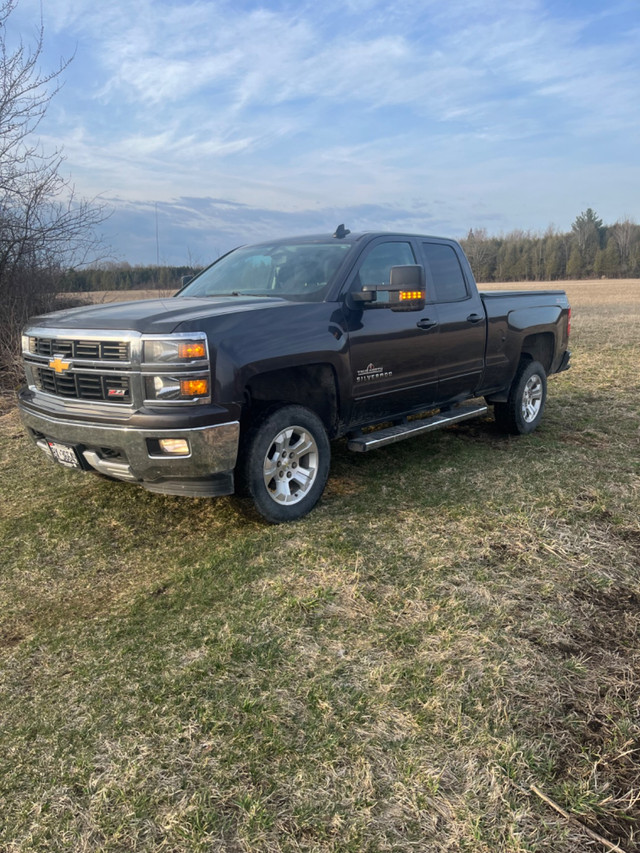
[398,291,425,301]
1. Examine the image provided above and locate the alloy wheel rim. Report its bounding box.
[522,374,543,422]
[263,426,319,505]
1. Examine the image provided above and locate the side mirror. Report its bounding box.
[388,265,426,311]
[352,265,426,311]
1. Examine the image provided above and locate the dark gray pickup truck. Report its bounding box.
[18,227,571,522]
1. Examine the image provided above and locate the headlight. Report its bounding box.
[142,334,211,404]
[143,335,208,364]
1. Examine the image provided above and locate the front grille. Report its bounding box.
[31,337,130,362]
[34,367,131,403]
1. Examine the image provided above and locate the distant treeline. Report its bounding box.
[58,210,640,291]
[59,264,204,292]
[461,210,640,282]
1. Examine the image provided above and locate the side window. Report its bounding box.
[357,241,416,287]
[422,243,468,302]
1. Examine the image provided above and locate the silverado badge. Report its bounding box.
[356,363,392,382]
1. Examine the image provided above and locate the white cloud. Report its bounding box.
[9,0,640,260]
[30,0,640,139]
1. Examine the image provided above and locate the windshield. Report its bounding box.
[179,241,352,301]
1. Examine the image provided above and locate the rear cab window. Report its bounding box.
[421,242,469,303]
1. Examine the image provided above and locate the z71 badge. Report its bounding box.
[356,363,393,382]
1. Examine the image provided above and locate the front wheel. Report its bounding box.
[239,405,330,523]
[494,360,547,435]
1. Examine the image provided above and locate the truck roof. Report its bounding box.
[246,230,456,247]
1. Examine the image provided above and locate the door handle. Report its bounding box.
[416,318,437,330]
[467,313,483,324]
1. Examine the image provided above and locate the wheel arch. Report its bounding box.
[486,332,555,404]
[243,363,339,437]
[520,332,555,374]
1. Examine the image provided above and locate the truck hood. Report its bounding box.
[27,295,289,334]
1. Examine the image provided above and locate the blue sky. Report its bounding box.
[7,0,640,265]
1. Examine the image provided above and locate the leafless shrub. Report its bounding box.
[0,0,108,391]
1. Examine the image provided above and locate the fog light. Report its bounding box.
[145,374,210,402]
[158,438,190,455]
[180,378,209,397]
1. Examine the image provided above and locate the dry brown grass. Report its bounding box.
[482,278,640,299]
[0,278,638,852]
[68,288,177,303]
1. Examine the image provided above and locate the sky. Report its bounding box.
[6,0,640,266]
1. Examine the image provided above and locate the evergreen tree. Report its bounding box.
[571,208,603,275]
[543,235,564,280]
[571,208,604,250]
[594,240,620,278]
[566,245,583,279]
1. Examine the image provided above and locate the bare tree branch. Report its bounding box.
[0,0,109,388]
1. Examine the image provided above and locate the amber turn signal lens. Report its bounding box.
[398,290,424,301]
[180,378,209,397]
[178,341,206,359]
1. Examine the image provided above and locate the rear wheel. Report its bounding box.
[239,405,330,523]
[494,360,547,435]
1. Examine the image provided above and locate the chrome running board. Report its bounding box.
[347,403,488,452]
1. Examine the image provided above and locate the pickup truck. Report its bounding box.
[18,227,571,522]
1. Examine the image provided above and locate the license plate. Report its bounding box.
[47,440,81,468]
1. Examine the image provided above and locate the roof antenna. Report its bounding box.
[333,224,350,239]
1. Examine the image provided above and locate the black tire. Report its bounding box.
[239,405,330,523]
[494,360,547,435]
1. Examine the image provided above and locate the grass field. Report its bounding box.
[1,280,639,852]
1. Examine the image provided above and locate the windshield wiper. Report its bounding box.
[231,291,277,298]
[198,291,280,298]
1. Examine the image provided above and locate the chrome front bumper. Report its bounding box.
[19,404,240,497]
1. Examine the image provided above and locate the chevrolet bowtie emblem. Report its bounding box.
[49,356,71,374]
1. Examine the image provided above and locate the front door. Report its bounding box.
[344,238,441,425]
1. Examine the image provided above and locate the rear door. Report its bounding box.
[419,240,486,402]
